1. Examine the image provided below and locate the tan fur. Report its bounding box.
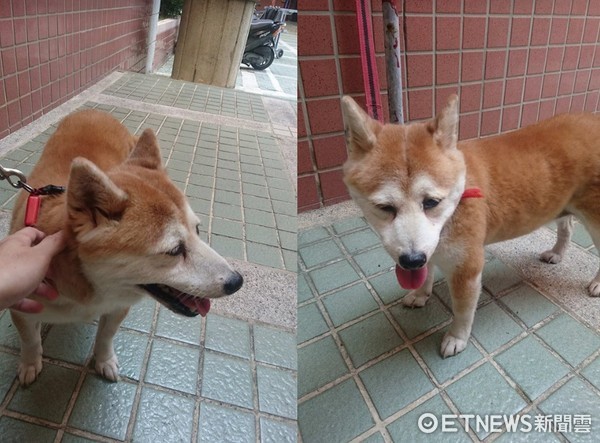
[342,95,600,357]
[9,110,242,385]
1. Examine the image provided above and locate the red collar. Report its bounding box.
[461,187,484,200]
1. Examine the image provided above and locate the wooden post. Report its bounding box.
[172,0,257,87]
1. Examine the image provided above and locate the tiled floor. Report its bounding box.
[0,66,296,440]
[298,216,600,443]
[0,302,296,442]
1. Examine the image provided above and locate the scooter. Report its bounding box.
[242,17,285,70]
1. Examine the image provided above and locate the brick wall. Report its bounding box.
[298,0,600,212]
[0,0,152,139]
[152,18,178,72]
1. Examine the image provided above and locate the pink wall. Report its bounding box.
[0,0,152,139]
[298,0,600,211]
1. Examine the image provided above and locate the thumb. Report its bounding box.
[33,231,66,257]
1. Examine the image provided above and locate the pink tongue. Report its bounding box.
[395,265,428,290]
[182,297,211,317]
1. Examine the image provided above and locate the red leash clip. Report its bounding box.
[24,194,42,227]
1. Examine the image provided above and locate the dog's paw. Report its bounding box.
[95,355,120,382]
[18,359,42,386]
[539,250,563,264]
[401,290,430,308]
[588,280,600,297]
[440,332,468,358]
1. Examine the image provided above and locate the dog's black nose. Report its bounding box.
[223,271,243,295]
[399,252,427,270]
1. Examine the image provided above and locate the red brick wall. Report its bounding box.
[153,18,178,71]
[298,0,600,212]
[0,0,151,139]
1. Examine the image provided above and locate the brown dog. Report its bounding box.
[10,110,243,385]
[342,94,600,357]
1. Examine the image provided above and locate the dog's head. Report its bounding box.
[342,95,466,288]
[65,129,242,317]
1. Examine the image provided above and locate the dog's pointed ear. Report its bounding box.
[341,96,380,154]
[429,94,459,150]
[127,128,162,169]
[67,158,128,235]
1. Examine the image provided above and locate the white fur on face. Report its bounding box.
[350,173,465,265]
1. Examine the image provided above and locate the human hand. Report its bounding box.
[0,227,66,313]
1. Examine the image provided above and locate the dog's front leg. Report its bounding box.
[441,259,483,358]
[93,307,129,382]
[10,312,43,386]
[401,263,435,307]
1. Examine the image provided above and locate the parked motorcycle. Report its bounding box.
[242,18,285,70]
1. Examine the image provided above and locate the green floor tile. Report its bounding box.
[246,242,283,269]
[360,349,434,419]
[413,327,484,384]
[198,402,255,443]
[369,271,408,304]
[112,330,149,381]
[8,363,79,423]
[338,312,404,368]
[471,302,524,353]
[387,395,469,443]
[0,351,18,404]
[353,246,394,277]
[259,418,296,443]
[298,379,374,443]
[122,297,156,333]
[0,312,21,349]
[69,376,137,440]
[145,340,199,394]
[298,238,343,269]
[539,377,600,443]
[322,282,379,327]
[62,433,100,443]
[495,335,570,401]
[361,432,386,443]
[308,260,360,295]
[210,234,244,260]
[571,223,594,248]
[535,314,600,367]
[211,218,244,239]
[205,315,251,359]
[500,285,559,328]
[446,363,527,439]
[201,351,253,409]
[254,325,296,370]
[298,335,348,397]
[298,274,314,303]
[332,217,368,234]
[257,365,296,419]
[133,387,195,443]
[155,306,202,344]
[581,355,600,391]
[340,229,380,253]
[482,259,523,295]
[297,302,329,344]
[494,421,562,443]
[43,323,96,365]
[390,296,451,339]
[246,224,279,247]
[0,416,56,442]
[245,208,276,228]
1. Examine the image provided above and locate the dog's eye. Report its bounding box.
[423,198,440,210]
[166,242,186,257]
[195,224,200,236]
[377,204,397,216]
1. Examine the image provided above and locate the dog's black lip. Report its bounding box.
[138,284,199,317]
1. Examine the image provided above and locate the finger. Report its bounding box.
[34,281,59,300]
[14,226,47,246]
[10,299,45,314]
[33,231,66,256]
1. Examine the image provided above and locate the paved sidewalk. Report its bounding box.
[0,70,296,442]
[298,203,600,443]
